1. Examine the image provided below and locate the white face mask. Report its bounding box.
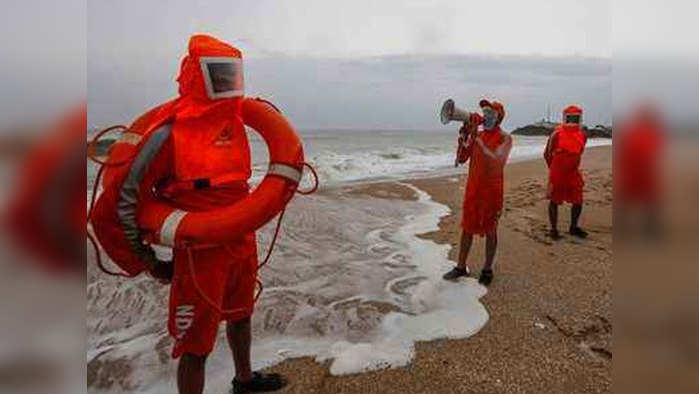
[483,108,498,130]
[199,57,244,99]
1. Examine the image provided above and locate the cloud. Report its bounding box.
[87,0,611,58]
[83,0,614,129]
[88,54,611,130]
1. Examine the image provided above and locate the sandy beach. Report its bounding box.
[264,145,612,393]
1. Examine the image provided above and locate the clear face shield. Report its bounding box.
[199,56,244,99]
[482,107,498,130]
[564,114,582,125]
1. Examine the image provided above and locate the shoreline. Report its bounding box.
[313,138,611,194]
[265,145,612,393]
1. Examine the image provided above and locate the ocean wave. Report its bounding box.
[91,132,611,191]
[253,136,611,188]
[306,147,454,186]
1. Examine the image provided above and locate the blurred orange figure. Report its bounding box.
[5,106,86,273]
[614,103,665,236]
[544,105,588,240]
[443,99,513,286]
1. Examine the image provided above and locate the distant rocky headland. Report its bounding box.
[512,121,612,138]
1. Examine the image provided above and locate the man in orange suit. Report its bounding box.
[544,105,588,240]
[115,34,286,394]
[443,99,513,286]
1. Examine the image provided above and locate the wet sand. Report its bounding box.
[265,146,612,393]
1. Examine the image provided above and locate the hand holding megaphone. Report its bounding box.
[441,99,483,167]
[440,99,482,127]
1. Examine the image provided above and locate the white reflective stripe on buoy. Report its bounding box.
[160,210,188,246]
[268,163,302,183]
[120,132,143,146]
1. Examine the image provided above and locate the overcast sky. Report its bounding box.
[83,0,619,130]
[0,0,684,130]
[89,0,612,58]
[3,1,697,130]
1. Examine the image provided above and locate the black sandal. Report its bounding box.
[442,266,470,280]
[569,226,588,238]
[232,372,287,393]
[478,269,494,286]
[549,229,562,240]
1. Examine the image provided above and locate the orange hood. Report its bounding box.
[562,105,583,127]
[563,105,583,116]
[174,34,244,118]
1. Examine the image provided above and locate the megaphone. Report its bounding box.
[440,99,473,125]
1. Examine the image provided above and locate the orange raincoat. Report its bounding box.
[460,101,513,235]
[168,35,257,358]
[102,35,258,358]
[545,105,587,205]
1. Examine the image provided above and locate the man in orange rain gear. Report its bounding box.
[117,35,286,394]
[544,105,588,240]
[443,99,513,286]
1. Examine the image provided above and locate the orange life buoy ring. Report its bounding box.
[137,97,305,247]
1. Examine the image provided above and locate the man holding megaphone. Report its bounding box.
[440,99,513,286]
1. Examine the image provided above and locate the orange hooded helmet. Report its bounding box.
[175,34,245,118]
[563,105,583,125]
[169,35,250,184]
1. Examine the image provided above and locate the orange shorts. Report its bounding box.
[168,234,257,358]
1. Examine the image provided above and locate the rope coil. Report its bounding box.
[87,123,321,313]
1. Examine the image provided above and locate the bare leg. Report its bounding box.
[226,317,252,383]
[457,231,474,269]
[477,230,498,286]
[569,203,588,237]
[484,231,498,271]
[443,231,474,280]
[177,353,207,394]
[548,201,559,233]
[548,201,562,239]
[571,203,583,229]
